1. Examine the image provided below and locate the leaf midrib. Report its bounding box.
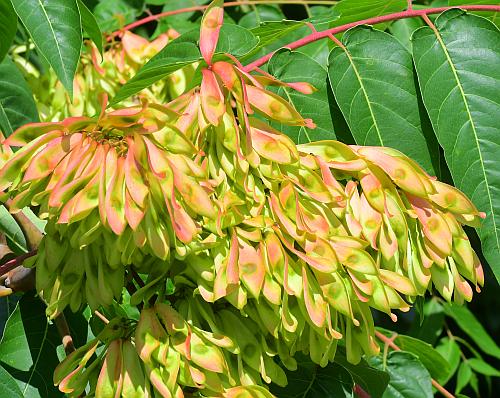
[35,0,70,85]
[431,24,499,254]
[341,47,385,146]
[22,321,48,395]
[0,102,13,135]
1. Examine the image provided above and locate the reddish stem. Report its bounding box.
[375,331,456,398]
[107,1,337,41]
[0,250,37,277]
[243,5,500,71]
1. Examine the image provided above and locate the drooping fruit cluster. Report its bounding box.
[0,1,486,396]
[54,301,277,398]
[163,57,484,365]
[0,101,219,317]
[12,30,194,121]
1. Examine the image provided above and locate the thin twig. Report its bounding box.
[407,0,413,11]
[0,250,37,277]
[54,313,76,356]
[243,5,500,71]
[375,331,456,398]
[94,310,110,324]
[107,0,338,40]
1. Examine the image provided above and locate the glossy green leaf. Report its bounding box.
[467,358,500,377]
[369,351,433,398]
[0,296,18,336]
[469,372,479,396]
[389,18,424,50]
[11,0,82,96]
[449,0,499,26]
[435,337,461,384]
[268,49,336,143]
[393,334,450,381]
[412,10,500,282]
[328,26,438,173]
[333,0,407,27]
[215,24,259,57]
[335,350,390,398]
[0,206,27,254]
[0,0,16,62]
[443,303,500,359]
[78,0,103,54]
[456,362,472,394]
[0,293,63,397]
[249,20,305,54]
[111,41,201,105]
[0,57,39,136]
[0,364,23,398]
[271,355,354,397]
[307,6,340,28]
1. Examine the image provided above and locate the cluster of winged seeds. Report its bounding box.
[54,307,277,398]
[0,1,486,397]
[12,30,193,121]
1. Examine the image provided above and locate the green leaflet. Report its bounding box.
[0,0,16,62]
[11,0,82,96]
[381,331,450,381]
[111,24,258,105]
[0,293,64,397]
[0,206,27,254]
[0,57,39,136]
[268,49,336,143]
[412,10,500,282]
[0,365,23,398]
[328,26,439,174]
[449,0,499,26]
[443,303,500,359]
[332,0,407,28]
[369,351,433,398]
[78,0,103,54]
[271,355,355,398]
[335,350,390,398]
